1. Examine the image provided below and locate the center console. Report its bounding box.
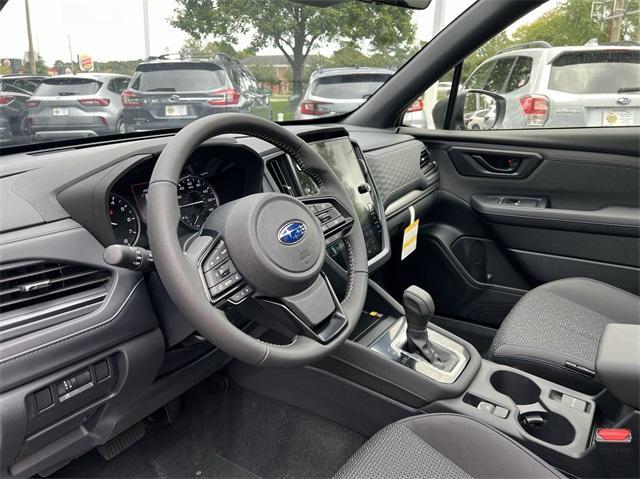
[350,286,639,479]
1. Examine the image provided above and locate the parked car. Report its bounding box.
[27,73,130,141]
[465,107,495,130]
[121,53,272,132]
[460,40,640,129]
[0,74,45,144]
[295,67,394,120]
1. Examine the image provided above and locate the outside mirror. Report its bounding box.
[463,91,499,131]
[432,89,506,131]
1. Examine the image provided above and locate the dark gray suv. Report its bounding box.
[122,53,272,132]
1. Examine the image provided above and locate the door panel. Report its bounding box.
[394,126,639,327]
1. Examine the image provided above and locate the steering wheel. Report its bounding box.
[146,114,369,367]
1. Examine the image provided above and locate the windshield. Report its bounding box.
[549,50,640,94]
[0,0,470,150]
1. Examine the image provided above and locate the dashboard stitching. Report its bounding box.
[0,278,144,366]
[256,335,299,348]
[342,238,355,301]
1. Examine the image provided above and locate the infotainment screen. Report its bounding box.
[308,138,383,259]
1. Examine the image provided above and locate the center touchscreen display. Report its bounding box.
[308,138,383,259]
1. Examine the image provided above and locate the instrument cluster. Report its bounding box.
[107,145,262,248]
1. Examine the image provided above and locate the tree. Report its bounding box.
[93,60,142,76]
[512,0,606,46]
[250,64,280,85]
[22,54,48,75]
[171,0,416,96]
[180,38,252,59]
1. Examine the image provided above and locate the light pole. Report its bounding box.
[143,0,151,59]
[24,0,36,74]
[607,0,626,42]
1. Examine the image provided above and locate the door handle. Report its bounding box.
[472,154,521,173]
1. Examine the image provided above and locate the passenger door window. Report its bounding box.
[416,2,640,131]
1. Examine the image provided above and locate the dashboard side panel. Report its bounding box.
[0,220,156,392]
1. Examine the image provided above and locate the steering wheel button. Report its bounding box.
[315,202,332,212]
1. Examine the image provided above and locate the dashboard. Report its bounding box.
[105,134,389,269]
[0,123,437,479]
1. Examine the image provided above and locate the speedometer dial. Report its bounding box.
[178,175,219,230]
[108,193,140,246]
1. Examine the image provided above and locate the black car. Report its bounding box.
[0,74,46,144]
[122,53,272,132]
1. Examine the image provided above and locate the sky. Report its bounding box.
[0,0,557,64]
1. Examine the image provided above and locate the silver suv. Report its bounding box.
[295,67,393,120]
[463,40,640,129]
[27,73,130,141]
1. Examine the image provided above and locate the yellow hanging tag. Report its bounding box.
[401,206,419,261]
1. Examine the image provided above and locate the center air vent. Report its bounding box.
[267,154,299,196]
[0,261,111,315]
[267,154,319,196]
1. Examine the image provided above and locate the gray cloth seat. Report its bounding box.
[488,278,640,393]
[334,413,563,479]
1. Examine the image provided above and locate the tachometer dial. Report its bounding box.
[178,175,219,230]
[108,193,140,246]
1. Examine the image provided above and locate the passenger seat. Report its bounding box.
[487,278,640,393]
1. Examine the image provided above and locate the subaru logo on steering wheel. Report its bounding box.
[278,221,307,245]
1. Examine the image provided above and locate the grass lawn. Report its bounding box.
[270,95,295,121]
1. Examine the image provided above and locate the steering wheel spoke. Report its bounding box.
[257,274,347,344]
[300,195,354,245]
[188,234,255,307]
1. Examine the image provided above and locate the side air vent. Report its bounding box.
[420,147,439,188]
[267,154,299,196]
[420,147,436,174]
[0,261,111,315]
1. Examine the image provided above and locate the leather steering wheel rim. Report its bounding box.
[146,113,369,367]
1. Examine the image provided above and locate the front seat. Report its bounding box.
[335,414,563,478]
[488,278,640,393]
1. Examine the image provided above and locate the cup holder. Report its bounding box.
[519,411,576,446]
[490,370,541,405]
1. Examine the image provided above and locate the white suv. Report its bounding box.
[463,40,640,129]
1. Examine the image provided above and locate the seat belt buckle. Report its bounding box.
[595,428,632,444]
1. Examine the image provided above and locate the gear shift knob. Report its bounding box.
[403,285,435,333]
[403,286,439,364]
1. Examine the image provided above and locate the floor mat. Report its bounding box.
[54,378,366,478]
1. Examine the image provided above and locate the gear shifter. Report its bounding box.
[403,285,441,364]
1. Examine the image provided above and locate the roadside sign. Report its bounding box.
[78,53,94,72]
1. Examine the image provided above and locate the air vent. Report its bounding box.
[0,261,111,315]
[420,147,436,174]
[267,154,299,196]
